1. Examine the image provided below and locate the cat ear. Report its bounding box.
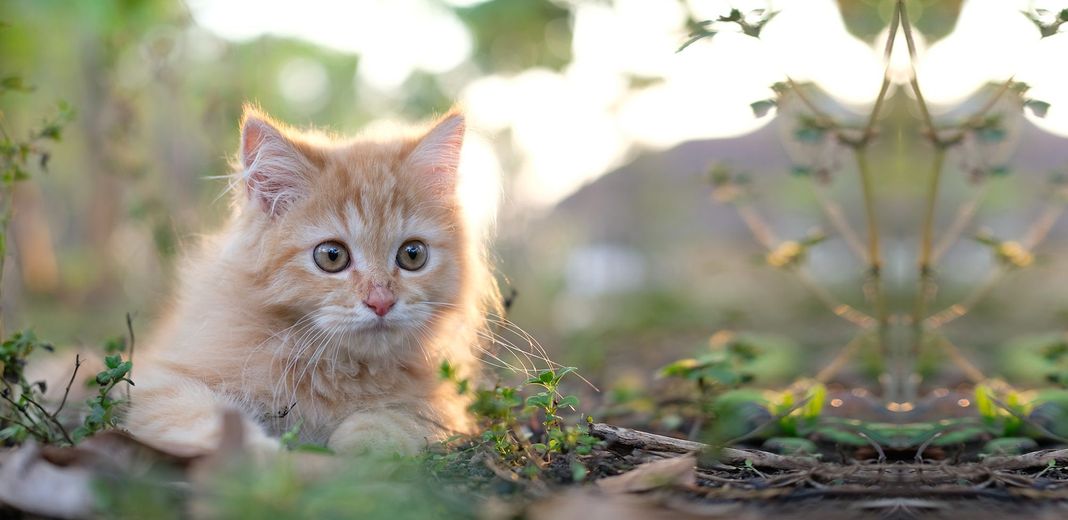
[239,110,313,216]
[406,112,465,193]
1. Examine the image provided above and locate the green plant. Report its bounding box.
[0,73,75,335]
[439,361,599,478]
[71,352,133,442]
[0,329,73,444]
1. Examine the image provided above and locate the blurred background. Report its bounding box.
[3,0,1068,400]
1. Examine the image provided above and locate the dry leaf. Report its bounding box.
[596,453,696,494]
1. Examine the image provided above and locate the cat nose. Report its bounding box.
[363,286,395,317]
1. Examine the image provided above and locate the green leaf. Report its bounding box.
[750,99,776,118]
[794,126,825,143]
[1025,99,1051,118]
[974,384,998,421]
[811,425,868,446]
[570,461,588,482]
[0,76,34,93]
[525,394,551,410]
[657,358,700,378]
[557,395,580,409]
[932,426,989,446]
[981,437,1038,456]
[554,366,578,381]
[539,370,554,385]
[762,437,818,455]
[976,126,1006,142]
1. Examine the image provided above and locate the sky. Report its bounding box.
[185,0,1068,214]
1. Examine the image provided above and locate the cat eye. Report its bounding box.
[313,241,350,273]
[396,240,429,271]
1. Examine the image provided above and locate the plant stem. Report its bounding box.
[924,199,1064,328]
[897,0,940,146]
[930,181,990,263]
[731,200,876,327]
[857,1,901,146]
[854,149,891,397]
[816,333,871,383]
[936,336,986,384]
[812,182,867,262]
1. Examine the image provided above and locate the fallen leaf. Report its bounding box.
[596,454,696,494]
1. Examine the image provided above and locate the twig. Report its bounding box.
[730,200,876,328]
[854,150,888,364]
[816,333,870,383]
[988,395,1068,445]
[935,337,986,384]
[924,268,1003,328]
[855,0,901,147]
[589,423,817,470]
[897,0,940,146]
[982,449,1068,470]
[930,182,990,263]
[53,354,82,418]
[856,432,886,464]
[793,270,876,329]
[125,312,136,400]
[733,202,778,250]
[811,182,867,261]
[911,149,948,362]
[726,394,813,445]
[1021,202,1065,250]
[942,78,1018,145]
[914,431,943,463]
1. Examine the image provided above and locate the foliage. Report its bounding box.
[71,353,133,443]
[680,8,778,52]
[439,361,601,480]
[0,329,70,444]
[0,73,74,314]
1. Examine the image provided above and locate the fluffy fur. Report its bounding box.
[123,107,499,455]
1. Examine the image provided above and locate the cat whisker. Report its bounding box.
[417,301,597,390]
[241,312,317,386]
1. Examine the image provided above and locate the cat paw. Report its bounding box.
[327,412,428,456]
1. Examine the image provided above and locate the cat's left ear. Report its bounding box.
[406,112,465,193]
[239,109,315,217]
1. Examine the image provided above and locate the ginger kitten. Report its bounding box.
[124,107,497,455]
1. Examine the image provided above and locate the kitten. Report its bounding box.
[123,107,498,456]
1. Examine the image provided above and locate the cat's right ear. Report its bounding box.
[239,110,312,216]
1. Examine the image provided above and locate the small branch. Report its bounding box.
[1021,202,1065,250]
[125,312,136,400]
[733,202,778,250]
[793,270,876,329]
[53,354,82,418]
[726,392,814,446]
[942,78,1017,144]
[930,182,990,263]
[926,200,1062,329]
[729,199,876,328]
[983,449,1068,471]
[811,182,867,262]
[897,0,940,146]
[935,336,986,384]
[589,423,816,470]
[910,150,948,361]
[856,1,901,146]
[988,394,1068,445]
[816,333,870,383]
[924,268,1004,328]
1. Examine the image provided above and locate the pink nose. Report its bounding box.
[363,286,395,317]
